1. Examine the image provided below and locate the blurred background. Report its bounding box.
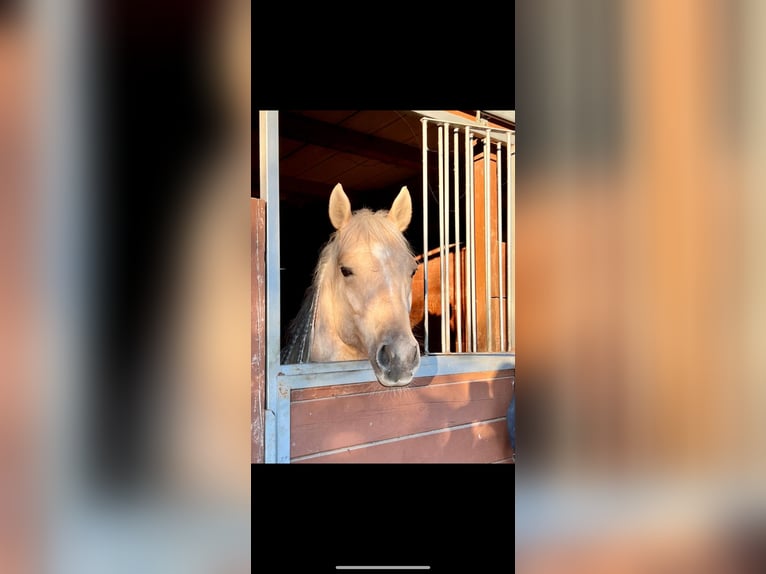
[516,0,766,572]
[0,0,250,572]
[4,0,766,571]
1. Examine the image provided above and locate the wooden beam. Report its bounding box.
[279,111,427,170]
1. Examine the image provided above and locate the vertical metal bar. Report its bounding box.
[497,141,505,351]
[421,119,429,354]
[437,124,446,353]
[505,132,513,352]
[470,131,478,352]
[506,131,512,352]
[275,379,291,463]
[260,110,282,463]
[453,127,462,353]
[45,0,91,504]
[483,130,492,352]
[463,126,471,352]
[466,127,477,352]
[510,134,515,352]
[443,123,451,353]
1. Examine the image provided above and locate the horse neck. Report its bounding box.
[310,258,366,362]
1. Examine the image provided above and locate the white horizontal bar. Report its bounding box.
[278,354,515,389]
[413,111,515,142]
[482,110,516,124]
[336,568,430,571]
[293,417,507,462]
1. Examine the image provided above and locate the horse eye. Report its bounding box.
[340,266,353,277]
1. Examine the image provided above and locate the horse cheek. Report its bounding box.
[342,286,368,336]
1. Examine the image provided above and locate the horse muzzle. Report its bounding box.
[371,335,421,387]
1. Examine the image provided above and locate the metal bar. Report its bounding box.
[469,129,478,352]
[443,123,451,353]
[465,127,477,352]
[260,110,282,463]
[421,119,429,354]
[437,124,447,353]
[510,135,515,351]
[279,353,516,388]
[483,130,492,352]
[507,132,512,351]
[497,141,505,351]
[463,126,471,352]
[276,381,290,463]
[412,110,515,140]
[453,127,462,353]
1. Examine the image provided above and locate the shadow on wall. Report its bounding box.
[290,365,515,463]
[414,365,515,464]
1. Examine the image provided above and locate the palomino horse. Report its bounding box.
[282,183,421,387]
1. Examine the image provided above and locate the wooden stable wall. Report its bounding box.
[290,369,515,463]
[251,199,266,463]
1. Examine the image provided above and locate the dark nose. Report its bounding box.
[377,344,391,369]
[376,337,420,382]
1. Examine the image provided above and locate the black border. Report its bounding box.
[255,464,514,572]
[253,5,515,111]
[253,5,516,570]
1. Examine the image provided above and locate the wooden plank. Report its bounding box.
[291,369,514,401]
[294,419,513,463]
[290,375,514,458]
[251,198,266,463]
[446,110,480,122]
[472,150,502,351]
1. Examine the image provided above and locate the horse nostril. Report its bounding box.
[377,344,391,369]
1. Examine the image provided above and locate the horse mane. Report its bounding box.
[281,208,414,364]
[280,282,318,364]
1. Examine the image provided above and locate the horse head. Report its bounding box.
[314,183,421,386]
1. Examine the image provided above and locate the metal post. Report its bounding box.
[466,127,477,352]
[421,119,429,354]
[505,132,513,351]
[497,141,505,351]
[507,131,514,352]
[437,124,447,353]
[260,110,286,462]
[443,123,451,353]
[453,127,462,353]
[483,130,492,351]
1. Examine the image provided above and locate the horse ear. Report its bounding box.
[388,186,412,231]
[329,183,352,229]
